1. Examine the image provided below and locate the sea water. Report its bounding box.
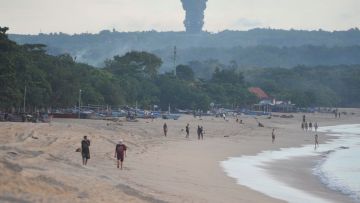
[315,125,360,201]
[221,124,360,203]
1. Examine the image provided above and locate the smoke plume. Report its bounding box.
[181,0,208,33]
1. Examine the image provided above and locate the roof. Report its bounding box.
[248,87,269,99]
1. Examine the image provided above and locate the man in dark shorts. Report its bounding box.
[114,140,127,170]
[81,136,91,165]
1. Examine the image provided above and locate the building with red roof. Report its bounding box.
[248,87,269,99]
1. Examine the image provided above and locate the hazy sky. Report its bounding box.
[1,0,359,34]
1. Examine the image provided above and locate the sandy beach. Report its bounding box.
[1,110,359,203]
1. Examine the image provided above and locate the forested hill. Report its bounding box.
[1,26,360,110]
[9,28,360,69]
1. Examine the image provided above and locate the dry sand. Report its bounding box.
[0,109,359,203]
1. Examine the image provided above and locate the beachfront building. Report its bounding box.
[248,87,296,113]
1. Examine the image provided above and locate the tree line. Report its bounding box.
[1,27,360,112]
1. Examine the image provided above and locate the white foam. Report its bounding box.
[221,124,360,203]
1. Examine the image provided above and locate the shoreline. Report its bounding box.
[263,155,356,203]
[0,110,359,202]
[221,122,360,203]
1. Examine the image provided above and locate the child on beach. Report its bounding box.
[115,140,127,170]
[81,136,91,166]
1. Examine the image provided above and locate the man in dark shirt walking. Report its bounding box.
[81,136,91,166]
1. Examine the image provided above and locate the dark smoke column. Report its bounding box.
[181,0,208,33]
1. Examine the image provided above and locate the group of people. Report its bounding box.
[301,121,318,132]
[80,136,127,170]
[301,115,320,149]
[163,122,205,140]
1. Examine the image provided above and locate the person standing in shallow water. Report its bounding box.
[115,140,127,170]
[272,129,275,143]
[81,136,91,166]
[314,134,319,149]
[163,123,168,137]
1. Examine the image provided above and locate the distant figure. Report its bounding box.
[302,115,306,122]
[197,125,201,140]
[240,120,243,124]
[338,112,341,119]
[81,136,91,166]
[305,122,308,131]
[301,122,305,130]
[334,111,338,118]
[200,126,204,140]
[236,118,239,123]
[222,114,226,120]
[309,122,313,131]
[314,134,319,149]
[115,140,127,170]
[258,122,264,127]
[272,129,275,143]
[163,123,168,137]
[185,123,190,138]
[314,122,319,132]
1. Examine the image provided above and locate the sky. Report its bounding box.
[1,0,359,34]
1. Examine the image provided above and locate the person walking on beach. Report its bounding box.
[314,134,319,149]
[185,123,190,138]
[303,115,306,122]
[163,123,168,137]
[272,129,275,143]
[114,140,127,170]
[305,122,308,131]
[81,136,91,166]
[338,112,341,119]
[200,126,204,140]
[301,122,305,131]
[314,122,319,132]
[309,122,313,131]
[197,125,201,140]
